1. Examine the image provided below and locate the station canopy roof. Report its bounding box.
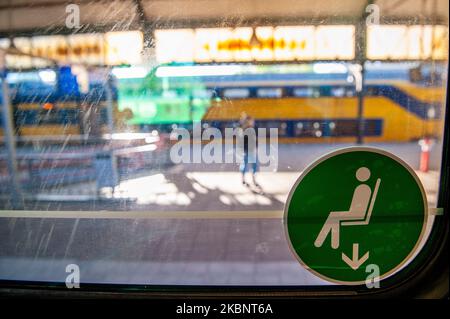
[0,0,448,36]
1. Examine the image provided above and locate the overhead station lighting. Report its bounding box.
[312,63,348,74]
[155,65,242,77]
[105,31,144,66]
[155,26,355,64]
[3,31,144,69]
[154,63,345,78]
[156,24,448,64]
[367,25,448,60]
[112,66,148,79]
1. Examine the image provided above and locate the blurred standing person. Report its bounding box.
[239,112,260,189]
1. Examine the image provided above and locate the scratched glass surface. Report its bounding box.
[0,0,448,286]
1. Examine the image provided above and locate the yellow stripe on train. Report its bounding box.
[16,102,113,110]
[205,98,359,120]
[388,81,445,103]
[19,125,81,136]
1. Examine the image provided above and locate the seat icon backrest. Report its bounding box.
[341,178,381,226]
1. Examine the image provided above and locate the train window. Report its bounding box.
[257,120,288,136]
[331,87,346,97]
[345,88,355,97]
[293,87,315,97]
[294,122,305,136]
[192,89,213,99]
[223,88,250,99]
[36,107,60,125]
[257,88,283,98]
[0,0,448,301]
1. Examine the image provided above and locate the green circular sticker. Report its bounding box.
[284,147,428,285]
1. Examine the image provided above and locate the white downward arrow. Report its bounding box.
[341,243,369,270]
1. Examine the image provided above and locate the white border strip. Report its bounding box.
[0,210,284,219]
[0,207,440,219]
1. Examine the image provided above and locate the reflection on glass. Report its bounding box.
[0,0,448,288]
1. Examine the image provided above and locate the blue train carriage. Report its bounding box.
[199,63,445,143]
[0,66,133,139]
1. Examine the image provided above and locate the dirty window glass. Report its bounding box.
[0,0,448,287]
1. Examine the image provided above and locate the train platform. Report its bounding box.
[0,169,439,286]
[0,142,442,211]
[2,169,439,211]
[0,214,330,286]
[0,142,442,286]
